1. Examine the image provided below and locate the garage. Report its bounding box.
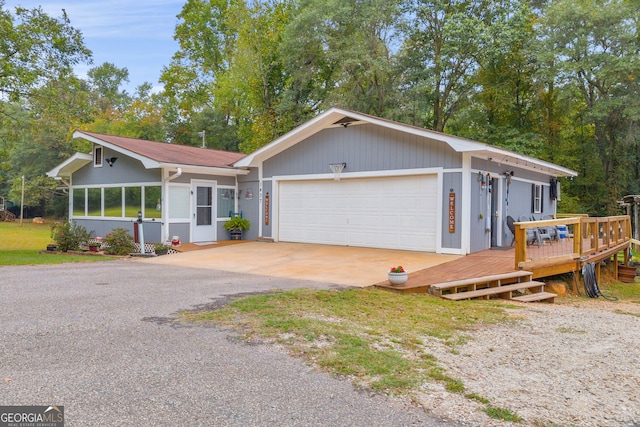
[278,175,438,251]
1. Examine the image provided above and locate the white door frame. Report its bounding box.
[191,179,217,242]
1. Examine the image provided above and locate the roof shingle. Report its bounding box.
[79,131,246,169]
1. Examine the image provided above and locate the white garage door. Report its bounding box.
[278,175,438,251]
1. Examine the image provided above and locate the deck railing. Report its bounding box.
[513,215,631,269]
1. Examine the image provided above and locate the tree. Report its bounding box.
[281,0,402,120]
[536,0,640,214]
[0,2,91,102]
[398,0,489,131]
[87,62,131,112]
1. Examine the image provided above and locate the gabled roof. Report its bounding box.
[74,131,247,170]
[234,107,577,177]
[46,152,92,179]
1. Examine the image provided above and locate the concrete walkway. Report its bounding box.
[141,241,461,287]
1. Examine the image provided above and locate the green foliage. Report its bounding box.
[103,227,135,255]
[50,221,91,252]
[223,216,250,231]
[153,242,168,251]
[483,405,522,422]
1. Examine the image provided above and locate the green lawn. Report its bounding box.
[0,221,116,265]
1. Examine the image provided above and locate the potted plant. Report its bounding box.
[154,243,169,256]
[46,243,58,252]
[224,216,250,240]
[88,242,100,252]
[388,265,408,286]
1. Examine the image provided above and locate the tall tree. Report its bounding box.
[0,2,91,102]
[281,0,402,120]
[398,0,490,131]
[536,0,640,214]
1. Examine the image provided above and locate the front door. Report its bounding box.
[191,180,216,242]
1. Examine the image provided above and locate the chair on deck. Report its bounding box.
[507,216,539,246]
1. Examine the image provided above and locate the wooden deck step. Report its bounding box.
[511,291,557,303]
[429,270,533,297]
[441,281,546,301]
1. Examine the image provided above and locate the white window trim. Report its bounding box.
[533,184,542,214]
[94,146,103,168]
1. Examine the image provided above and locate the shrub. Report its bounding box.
[103,228,135,255]
[50,222,92,252]
[223,216,250,231]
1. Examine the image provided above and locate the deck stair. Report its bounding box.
[428,270,556,303]
[0,209,15,222]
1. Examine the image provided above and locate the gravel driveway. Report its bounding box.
[0,260,452,426]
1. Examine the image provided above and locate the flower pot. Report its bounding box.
[388,271,408,286]
[89,245,99,253]
[155,249,168,256]
[47,244,57,252]
[229,228,243,240]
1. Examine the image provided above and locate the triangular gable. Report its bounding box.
[234,107,577,177]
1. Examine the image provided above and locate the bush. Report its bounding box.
[223,216,250,231]
[50,222,92,252]
[103,228,135,255]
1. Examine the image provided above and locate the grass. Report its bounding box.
[483,405,522,422]
[183,287,520,412]
[0,221,116,265]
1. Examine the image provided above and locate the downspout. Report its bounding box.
[163,168,182,242]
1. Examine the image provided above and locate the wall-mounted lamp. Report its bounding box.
[106,157,118,167]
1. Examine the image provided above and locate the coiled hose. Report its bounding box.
[581,262,618,301]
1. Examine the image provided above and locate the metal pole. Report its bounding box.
[20,175,24,227]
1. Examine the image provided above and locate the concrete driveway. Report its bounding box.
[141,242,460,287]
[1,262,456,426]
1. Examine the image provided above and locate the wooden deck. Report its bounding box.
[376,248,519,293]
[377,234,629,294]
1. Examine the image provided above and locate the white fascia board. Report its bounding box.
[73,130,160,169]
[470,147,578,177]
[46,152,92,178]
[159,163,250,176]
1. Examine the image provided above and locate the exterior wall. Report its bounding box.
[469,173,491,252]
[169,223,190,243]
[73,218,162,243]
[70,155,242,243]
[237,170,260,241]
[470,158,559,251]
[441,172,462,250]
[263,124,461,177]
[73,150,161,185]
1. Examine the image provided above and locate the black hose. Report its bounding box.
[581,262,618,301]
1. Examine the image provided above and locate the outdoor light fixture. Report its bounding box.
[106,157,118,167]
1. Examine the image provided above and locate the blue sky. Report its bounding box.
[4,0,185,93]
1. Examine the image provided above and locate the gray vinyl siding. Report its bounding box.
[237,175,260,241]
[73,218,161,243]
[471,157,557,218]
[263,124,461,178]
[441,172,462,250]
[469,174,490,253]
[72,151,161,185]
[169,223,190,243]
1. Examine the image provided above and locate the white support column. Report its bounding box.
[461,153,472,254]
